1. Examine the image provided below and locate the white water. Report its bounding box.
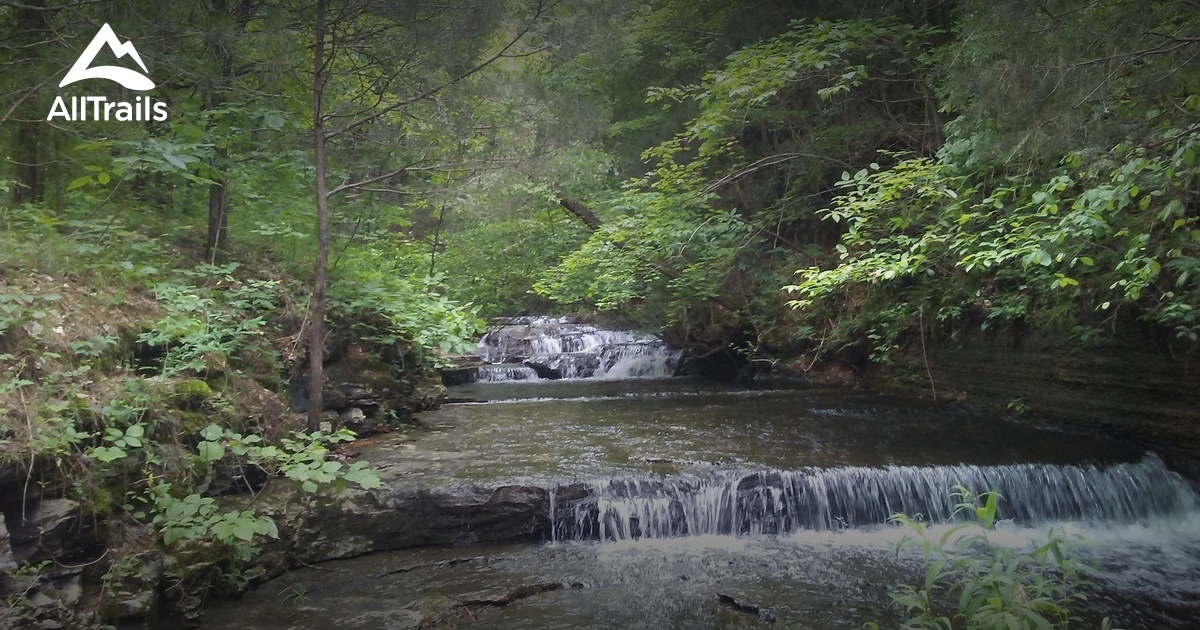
[548,455,1198,541]
[549,455,1200,628]
[471,316,677,381]
[476,365,540,382]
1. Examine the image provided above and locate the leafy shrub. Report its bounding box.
[872,486,1116,630]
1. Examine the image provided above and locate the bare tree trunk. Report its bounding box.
[207,171,229,262]
[428,204,444,278]
[12,123,43,204]
[9,3,46,205]
[558,196,601,231]
[308,0,330,432]
[204,0,236,262]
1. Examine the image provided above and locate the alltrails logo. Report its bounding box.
[47,23,168,122]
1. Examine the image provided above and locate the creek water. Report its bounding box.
[204,322,1200,629]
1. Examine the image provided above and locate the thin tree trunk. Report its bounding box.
[205,0,234,262]
[309,0,330,432]
[12,123,43,204]
[207,172,229,263]
[428,204,444,278]
[10,3,46,205]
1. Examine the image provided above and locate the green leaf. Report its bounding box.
[66,176,92,191]
[96,172,111,185]
[198,441,225,461]
[231,519,257,542]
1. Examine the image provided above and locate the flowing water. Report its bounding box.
[205,321,1200,629]
[471,317,678,381]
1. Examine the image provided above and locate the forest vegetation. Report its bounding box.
[0,0,1197,627]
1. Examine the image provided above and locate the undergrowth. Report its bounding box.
[0,196,475,626]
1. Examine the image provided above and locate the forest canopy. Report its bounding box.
[2,0,1197,372]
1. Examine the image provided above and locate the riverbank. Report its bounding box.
[202,377,1200,629]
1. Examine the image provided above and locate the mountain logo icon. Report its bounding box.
[59,23,154,91]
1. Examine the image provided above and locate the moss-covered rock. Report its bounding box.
[174,380,213,411]
[178,410,209,434]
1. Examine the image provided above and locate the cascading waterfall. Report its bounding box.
[469,316,678,382]
[549,455,1198,541]
[475,365,540,382]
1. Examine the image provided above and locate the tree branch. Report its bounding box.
[704,152,850,194]
[325,0,554,140]
[556,195,740,312]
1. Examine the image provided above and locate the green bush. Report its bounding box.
[871,486,1117,630]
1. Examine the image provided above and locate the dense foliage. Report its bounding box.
[1,0,1197,625]
[431,0,1198,370]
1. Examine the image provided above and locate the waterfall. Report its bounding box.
[548,455,1198,541]
[476,365,540,382]
[469,316,678,382]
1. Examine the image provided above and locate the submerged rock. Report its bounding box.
[718,591,777,624]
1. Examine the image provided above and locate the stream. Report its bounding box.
[204,320,1200,629]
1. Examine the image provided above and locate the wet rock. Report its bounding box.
[459,581,581,607]
[116,590,156,618]
[717,591,777,624]
[346,608,423,629]
[522,361,562,380]
[0,513,16,573]
[476,318,676,379]
[340,407,379,436]
[8,498,97,565]
[260,481,559,564]
[440,366,479,386]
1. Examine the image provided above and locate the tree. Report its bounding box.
[201,0,263,262]
[302,0,556,430]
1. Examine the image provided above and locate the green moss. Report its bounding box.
[174,379,213,410]
[178,410,209,433]
[81,484,115,517]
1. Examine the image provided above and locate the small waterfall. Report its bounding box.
[476,365,540,382]
[548,455,1198,541]
[471,316,677,382]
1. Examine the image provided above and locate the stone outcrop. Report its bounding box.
[291,343,446,436]
[262,483,559,564]
[0,514,15,575]
[917,333,1200,479]
[6,498,98,566]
